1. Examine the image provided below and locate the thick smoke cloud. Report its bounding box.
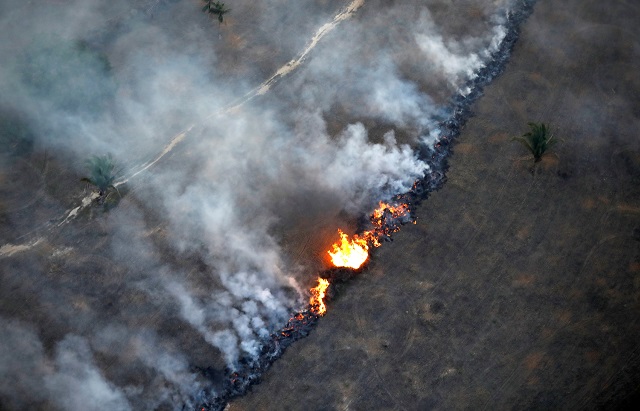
[0,0,517,408]
[44,335,132,411]
[0,318,49,409]
[0,318,131,410]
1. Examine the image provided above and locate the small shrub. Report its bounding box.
[202,1,231,24]
[512,122,557,163]
[81,154,120,204]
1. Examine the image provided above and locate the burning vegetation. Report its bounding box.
[328,201,412,269]
[0,0,539,408]
[199,196,418,410]
[311,200,413,315]
[309,278,330,315]
[327,229,369,269]
[200,0,538,390]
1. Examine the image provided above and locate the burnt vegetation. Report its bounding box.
[0,0,543,409]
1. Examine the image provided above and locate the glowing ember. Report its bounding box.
[328,229,369,269]
[371,201,410,220]
[310,278,330,315]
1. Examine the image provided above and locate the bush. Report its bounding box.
[512,122,557,163]
[202,1,231,24]
[81,154,120,204]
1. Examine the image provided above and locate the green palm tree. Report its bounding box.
[81,154,120,204]
[512,122,557,163]
[202,1,231,24]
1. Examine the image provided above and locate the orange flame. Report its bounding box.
[310,277,330,315]
[310,200,411,315]
[371,201,410,220]
[326,201,410,268]
[327,229,369,269]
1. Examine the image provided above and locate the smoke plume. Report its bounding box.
[0,0,520,408]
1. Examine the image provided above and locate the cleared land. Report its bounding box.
[231,0,640,409]
[1,0,638,409]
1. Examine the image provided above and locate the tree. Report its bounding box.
[81,154,120,204]
[202,1,231,24]
[512,122,557,163]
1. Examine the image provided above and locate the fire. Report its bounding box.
[309,200,412,316]
[310,277,330,315]
[327,229,369,269]
[326,201,411,268]
[371,201,410,220]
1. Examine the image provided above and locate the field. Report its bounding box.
[1,0,639,409]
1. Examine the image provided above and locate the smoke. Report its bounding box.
[44,335,132,411]
[0,0,519,408]
[92,324,204,408]
[0,318,49,409]
[0,318,131,411]
[414,9,507,88]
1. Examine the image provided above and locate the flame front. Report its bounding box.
[310,278,330,315]
[327,229,369,269]
[326,201,410,269]
[310,200,412,316]
[372,201,410,220]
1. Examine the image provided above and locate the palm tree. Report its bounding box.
[202,1,231,24]
[81,154,120,204]
[512,122,557,163]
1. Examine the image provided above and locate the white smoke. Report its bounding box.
[44,336,132,411]
[0,318,50,409]
[93,324,204,408]
[414,9,507,87]
[0,318,131,411]
[0,0,519,408]
[168,282,243,367]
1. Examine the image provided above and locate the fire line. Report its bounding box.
[309,278,330,315]
[328,229,369,269]
[309,200,411,316]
